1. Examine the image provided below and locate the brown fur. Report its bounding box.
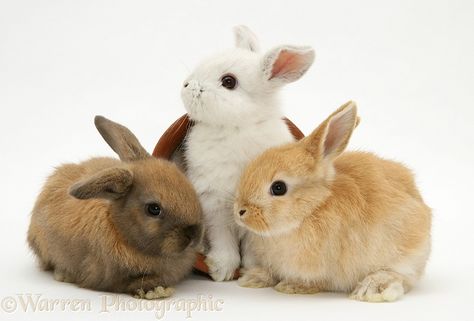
[27,117,203,298]
[235,102,431,302]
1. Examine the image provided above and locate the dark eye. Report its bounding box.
[146,203,162,217]
[221,74,237,89]
[270,181,287,196]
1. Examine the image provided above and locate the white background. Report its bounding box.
[1,0,473,320]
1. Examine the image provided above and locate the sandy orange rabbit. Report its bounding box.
[234,101,431,302]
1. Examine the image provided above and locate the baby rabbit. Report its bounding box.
[181,25,315,281]
[28,116,202,299]
[235,101,431,302]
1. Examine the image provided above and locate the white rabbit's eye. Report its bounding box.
[221,74,237,89]
[146,203,162,217]
[270,181,287,196]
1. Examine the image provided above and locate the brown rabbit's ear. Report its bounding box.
[95,116,150,162]
[304,101,358,160]
[69,167,133,200]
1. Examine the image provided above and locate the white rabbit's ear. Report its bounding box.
[262,46,315,84]
[234,25,260,52]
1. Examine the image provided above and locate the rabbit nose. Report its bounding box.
[185,80,202,91]
[184,224,199,241]
[239,209,247,216]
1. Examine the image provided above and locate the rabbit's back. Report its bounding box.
[311,152,431,289]
[335,152,424,202]
[335,152,431,257]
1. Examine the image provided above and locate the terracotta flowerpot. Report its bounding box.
[152,114,305,278]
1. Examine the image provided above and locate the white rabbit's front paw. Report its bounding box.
[205,251,240,281]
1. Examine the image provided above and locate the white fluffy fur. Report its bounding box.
[181,26,315,281]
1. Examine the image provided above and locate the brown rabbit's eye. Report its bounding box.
[270,181,287,196]
[146,203,162,217]
[221,74,237,89]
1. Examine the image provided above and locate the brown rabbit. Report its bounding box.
[27,116,202,299]
[234,101,431,302]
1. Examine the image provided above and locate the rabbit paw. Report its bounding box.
[53,269,73,283]
[134,286,174,300]
[238,267,275,288]
[274,280,320,294]
[205,252,240,281]
[350,271,405,302]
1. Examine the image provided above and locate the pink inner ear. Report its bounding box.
[323,110,353,156]
[324,119,343,156]
[270,50,301,79]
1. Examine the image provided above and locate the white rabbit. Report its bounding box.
[181,25,315,281]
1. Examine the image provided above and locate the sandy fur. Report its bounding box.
[236,102,432,302]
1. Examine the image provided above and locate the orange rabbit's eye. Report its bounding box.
[270,181,287,196]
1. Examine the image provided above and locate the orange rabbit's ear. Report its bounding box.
[304,101,358,160]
